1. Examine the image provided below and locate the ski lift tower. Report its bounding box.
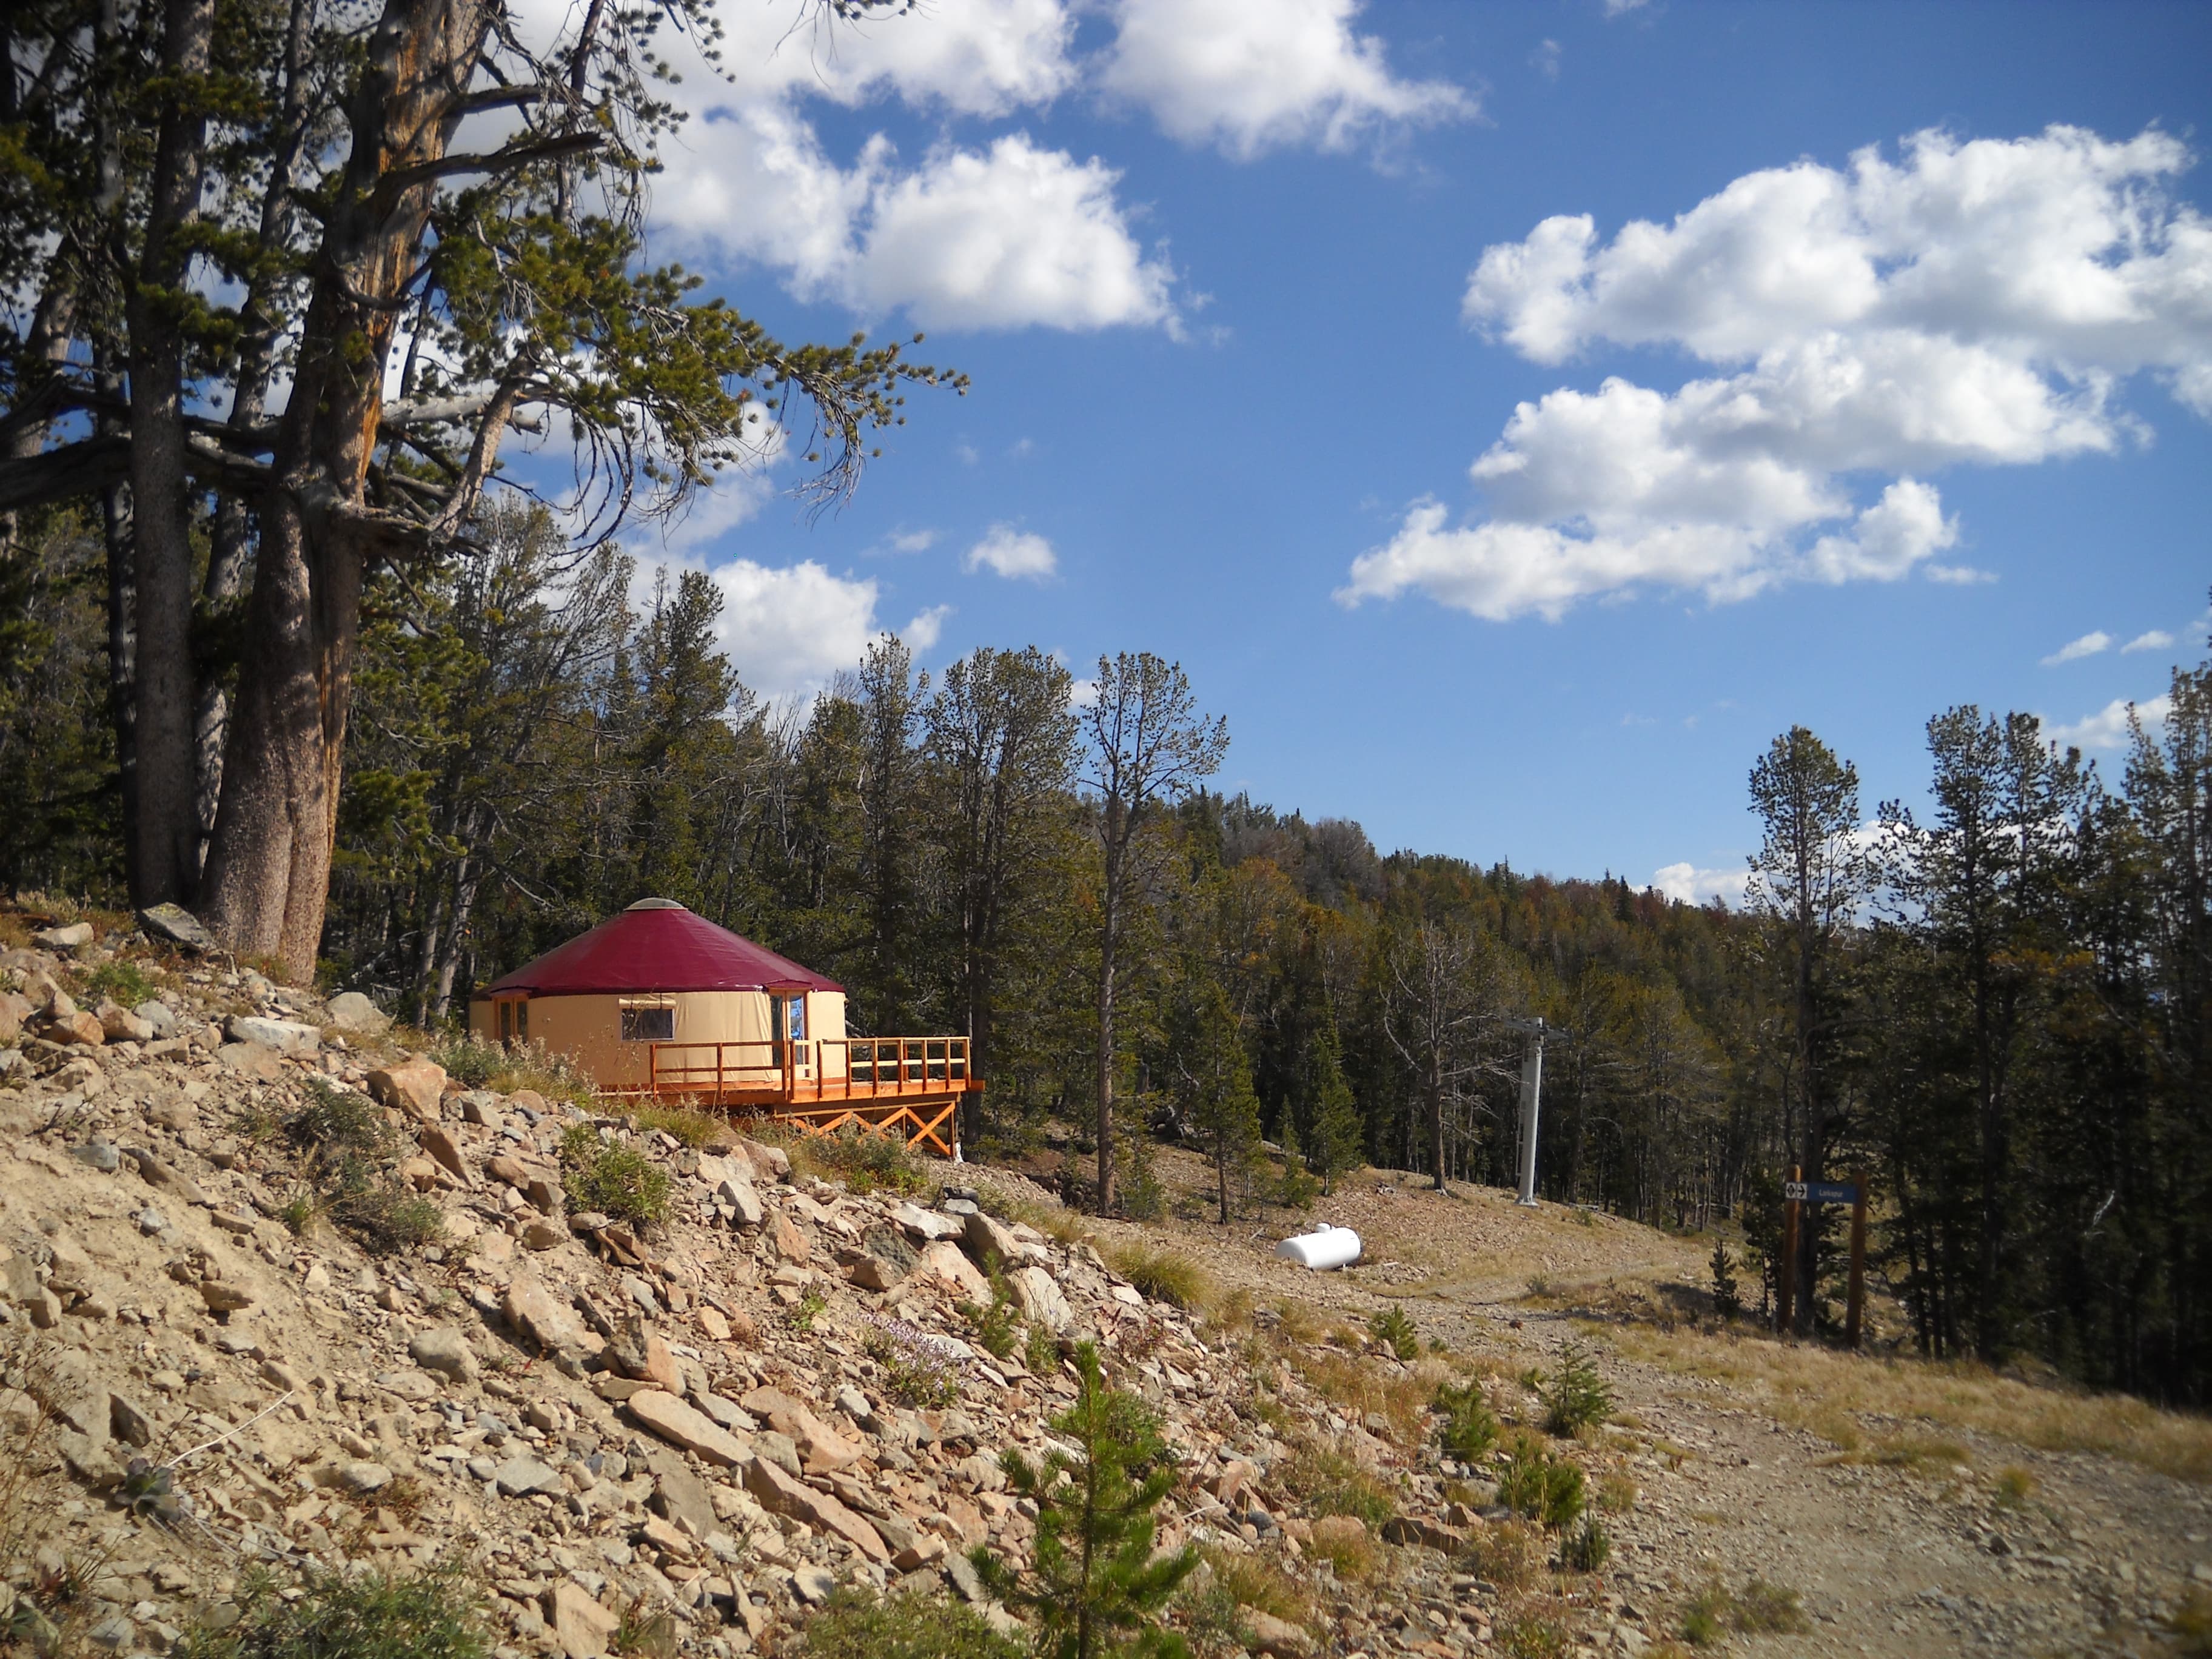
[1504,1017,1566,1208]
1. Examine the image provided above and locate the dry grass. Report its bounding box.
[1199,1549,1316,1626]
[1289,1348,1450,1442]
[1461,1519,1544,1594]
[1102,1240,1215,1312]
[1304,1516,1378,1581]
[631,1105,727,1147]
[1596,1317,2212,1483]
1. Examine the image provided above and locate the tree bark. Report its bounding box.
[125,0,219,905]
[199,0,499,979]
[1095,797,1122,1213]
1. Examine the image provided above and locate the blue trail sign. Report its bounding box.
[1783,1180,1858,1204]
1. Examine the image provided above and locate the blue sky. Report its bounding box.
[588,0,2212,899]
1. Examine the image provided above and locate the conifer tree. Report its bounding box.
[973,1342,1197,1659]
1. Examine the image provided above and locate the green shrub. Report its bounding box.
[808,1122,930,1196]
[323,1161,446,1255]
[803,1586,1022,1659]
[1561,1515,1610,1572]
[959,1279,1022,1361]
[1679,1578,1807,1645]
[1369,1306,1418,1361]
[1024,1321,1061,1377]
[1496,1438,1585,1531]
[1709,1241,1743,1321]
[178,1562,489,1659]
[560,1123,671,1226]
[1434,1378,1499,1462]
[1538,1338,1614,1436]
[289,1078,393,1155]
[1495,1613,1569,1659]
[84,960,158,1007]
[431,1033,595,1110]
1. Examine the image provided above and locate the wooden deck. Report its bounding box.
[615,1036,980,1156]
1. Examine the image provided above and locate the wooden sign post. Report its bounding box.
[1778,1170,1868,1347]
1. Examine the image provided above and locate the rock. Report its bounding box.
[791,1565,837,1605]
[199,1279,255,1314]
[109,1394,155,1447]
[715,1176,763,1229]
[607,1315,682,1392]
[134,1000,178,1039]
[770,1213,811,1264]
[521,1220,565,1251]
[943,1551,985,1602]
[52,1056,105,1098]
[1381,1514,1465,1550]
[224,1014,320,1056]
[1007,1265,1073,1332]
[419,1124,468,1181]
[484,1154,531,1188]
[409,1327,478,1384]
[962,1209,1025,1269]
[69,1142,120,1173]
[739,1387,862,1474]
[1241,1608,1315,1658]
[1212,1459,1259,1506]
[504,1272,589,1356]
[398,1156,441,1192]
[0,991,25,1043]
[843,1252,905,1292]
[752,1430,801,1478]
[645,1451,717,1538]
[914,1240,992,1302]
[742,1452,888,1562]
[136,904,215,952]
[217,1042,286,1081]
[624,1389,751,1467]
[45,1008,106,1047]
[508,1088,548,1118]
[492,1456,563,1496]
[366,1056,447,1121]
[325,991,392,1034]
[697,1305,731,1342]
[543,1582,620,1659]
[97,1002,153,1044]
[339,1461,393,1493]
[32,921,93,951]
[1310,1516,1370,1558]
[894,1202,966,1242]
[128,1150,210,1207]
[737,1138,790,1182]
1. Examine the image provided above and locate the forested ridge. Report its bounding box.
[4,488,2208,1403]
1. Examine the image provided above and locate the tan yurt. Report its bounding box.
[469,898,848,1095]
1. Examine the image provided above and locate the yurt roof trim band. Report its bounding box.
[481,898,842,997]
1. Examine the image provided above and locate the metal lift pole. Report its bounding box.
[1506,1017,1557,1208]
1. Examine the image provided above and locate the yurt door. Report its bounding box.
[772,994,809,1078]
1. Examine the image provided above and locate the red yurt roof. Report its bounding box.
[482,899,842,996]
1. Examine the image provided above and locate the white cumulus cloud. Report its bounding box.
[964,524,1059,580]
[2041,630,2113,665]
[1651,862,1748,908]
[1347,126,2212,621]
[2123,628,2177,654]
[2047,692,2173,752]
[1099,0,1473,159]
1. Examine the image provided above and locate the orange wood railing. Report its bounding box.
[629,1035,977,1155]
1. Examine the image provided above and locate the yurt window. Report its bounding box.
[497,1000,512,1041]
[620,1002,674,1042]
[516,999,529,1041]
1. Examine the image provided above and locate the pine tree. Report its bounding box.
[1304,1017,1365,1195]
[973,1342,1197,1659]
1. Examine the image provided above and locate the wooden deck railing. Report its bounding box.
[623,1035,980,1155]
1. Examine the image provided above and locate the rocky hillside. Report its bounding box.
[0,907,1609,1659]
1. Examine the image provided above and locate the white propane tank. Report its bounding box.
[1275,1224,1362,1270]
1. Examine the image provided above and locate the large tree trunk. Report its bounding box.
[125,0,219,905]
[199,0,497,979]
[1095,803,1122,1213]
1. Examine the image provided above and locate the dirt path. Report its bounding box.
[1087,1159,2211,1656]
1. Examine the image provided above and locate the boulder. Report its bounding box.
[914,1239,992,1302]
[543,1582,620,1659]
[32,922,93,951]
[366,1056,447,1121]
[962,1208,1025,1270]
[136,904,214,953]
[133,1000,178,1039]
[492,1456,563,1496]
[128,1150,210,1207]
[606,1315,681,1392]
[842,1252,905,1292]
[409,1327,478,1385]
[737,1137,790,1183]
[1241,1608,1315,1658]
[738,1386,862,1473]
[643,1449,717,1538]
[770,1213,811,1265]
[44,1008,106,1047]
[97,1003,153,1044]
[504,1272,588,1355]
[225,1014,320,1055]
[893,1202,965,1242]
[1007,1264,1073,1332]
[325,991,392,1035]
[199,1279,255,1314]
[484,1154,531,1188]
[715,1175,763,1230]
[623,1389,751,1467]
[418,1124,468,1181]
[742,1453,888,1562]
[217,1042,286,1081]
[0,991,27,1043]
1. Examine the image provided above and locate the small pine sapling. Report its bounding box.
[1433,1379,1500,1462]
[1538,1338,1614,1436]
[1709,1242,1743,1321]
[1368,1306,1418,1361]
[972,1342,1198,1659]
